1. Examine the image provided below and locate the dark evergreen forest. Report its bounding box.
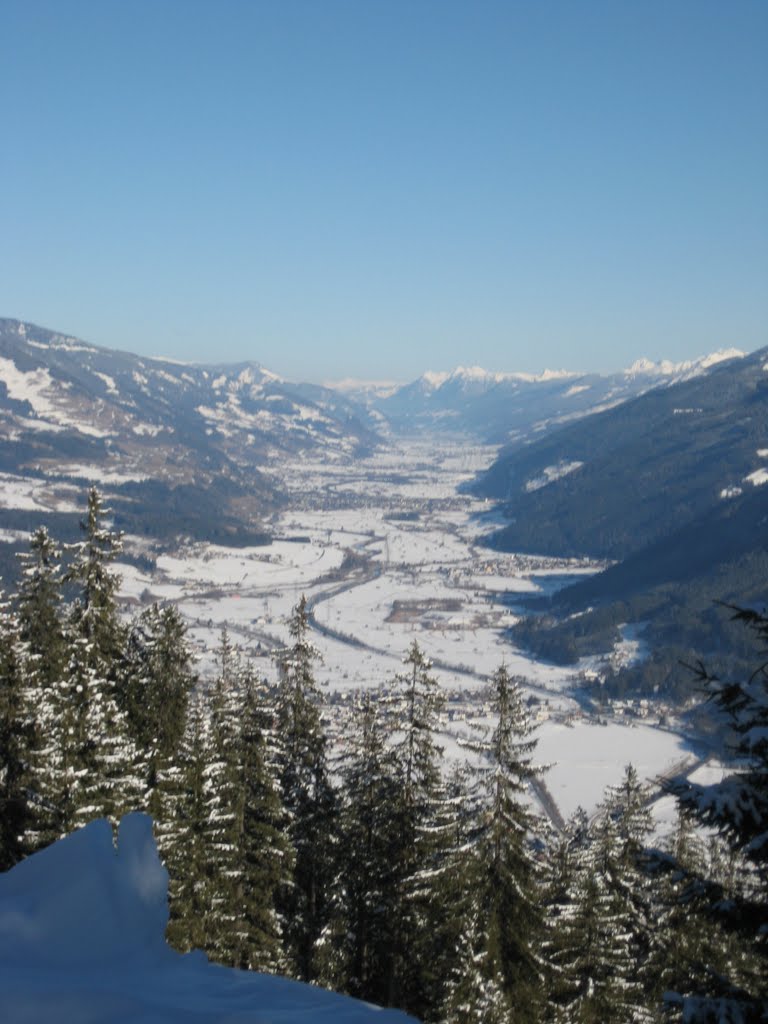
[0,490,765,1023]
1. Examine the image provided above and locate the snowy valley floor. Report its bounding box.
[109,437,708,830]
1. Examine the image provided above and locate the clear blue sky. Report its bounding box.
[1,1,766,381]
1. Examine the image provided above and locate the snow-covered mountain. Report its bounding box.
[0,813,415,1023]
[369,350,745,442]
[0,319,381,541]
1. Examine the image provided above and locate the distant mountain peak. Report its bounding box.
[624,348,744,378]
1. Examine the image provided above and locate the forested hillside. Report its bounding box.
[473,347,766,560]
[1,490,765,1022]
[469,348,768,706]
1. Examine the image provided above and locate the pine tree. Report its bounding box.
[545,809,646,1024]
[198,631,291,971]
[441,664,545,1023]
[66,487,126,669]
[124,602,196,810]
[157,694,211,953]
[650,605,768,1021]
[545,769,656,1024]
[13,527,68,851]
[384,640,448,1014]
[202,629,249,965]
[15,526,67,688]
[316,693,401,1004]
[0,598,32,869]
[52,488,143,832]
[67,632,144,830]
[274,596,336,980]
[238,667,293,972]
[643,808,739,1020]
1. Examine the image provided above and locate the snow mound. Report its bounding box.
[0,814,415,1023]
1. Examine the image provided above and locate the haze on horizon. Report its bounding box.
[1,0,766,382]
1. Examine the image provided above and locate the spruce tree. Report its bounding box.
[0,598,32,869]
[15,526,67,688]
[124,602,196,809]
[274,596,336,980]
[200,631,291,971]
[545,770,655,1024]
[67,632,144,829]
[157,694,211,953]
[316,693,401,1004]
[238,666,293,972]
[545,811,644,1024]
[441,664,545,1023]
[643,808,740,1020]
[650,605,768,1021]
[66,487,126,668]
[384,640,447,1014]
[55,488,143,831]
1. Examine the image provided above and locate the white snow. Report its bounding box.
[534,720,692,819]
[0,472,81,513]
[132,422,165,436]
[94,371,118,394]
[0,356,111,437]
[45,463,150,484]
[625,348,744,377]
[419,369,450,390]
[720,486,743,499]
[0,527,28,543]
[744,468,768,487]
[524,460,583,492]
[0,814,414,1023]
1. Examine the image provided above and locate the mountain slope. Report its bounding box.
[0,319,380,542]
[370,351,743,442]
[471,347,765,560]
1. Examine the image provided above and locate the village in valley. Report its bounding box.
[114,436,713,832]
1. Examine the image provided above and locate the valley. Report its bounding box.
[114,435,704,828]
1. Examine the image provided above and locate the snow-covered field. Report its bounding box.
[115,437,700,829]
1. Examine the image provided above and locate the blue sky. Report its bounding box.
[1,1,766,381]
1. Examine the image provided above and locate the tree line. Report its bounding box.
[0,488,765,1022]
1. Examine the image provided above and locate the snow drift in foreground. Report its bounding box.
[0,814,415,1023]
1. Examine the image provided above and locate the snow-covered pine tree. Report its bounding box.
[238,665,293,973]
[59,488,143,830]
[384,640,448,1015]
[542,807,590,1024]
[274,596,336,981]
[440,664,545,1024]
[15,526,67,689]
[200,629,246,964]
[157,693,211,954]
[66,632,144,830]
[200,630,291,971]
[598,764,655,1021]
[651,605,768,1022]
[0,597,32,869]
[124,602,196,811]
[13,527,70,851]
[545,770,654,1024]
[65,487,126,668]
[316,692,402,1004]
[643,807,743,1020]
[545,814,636,1023]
